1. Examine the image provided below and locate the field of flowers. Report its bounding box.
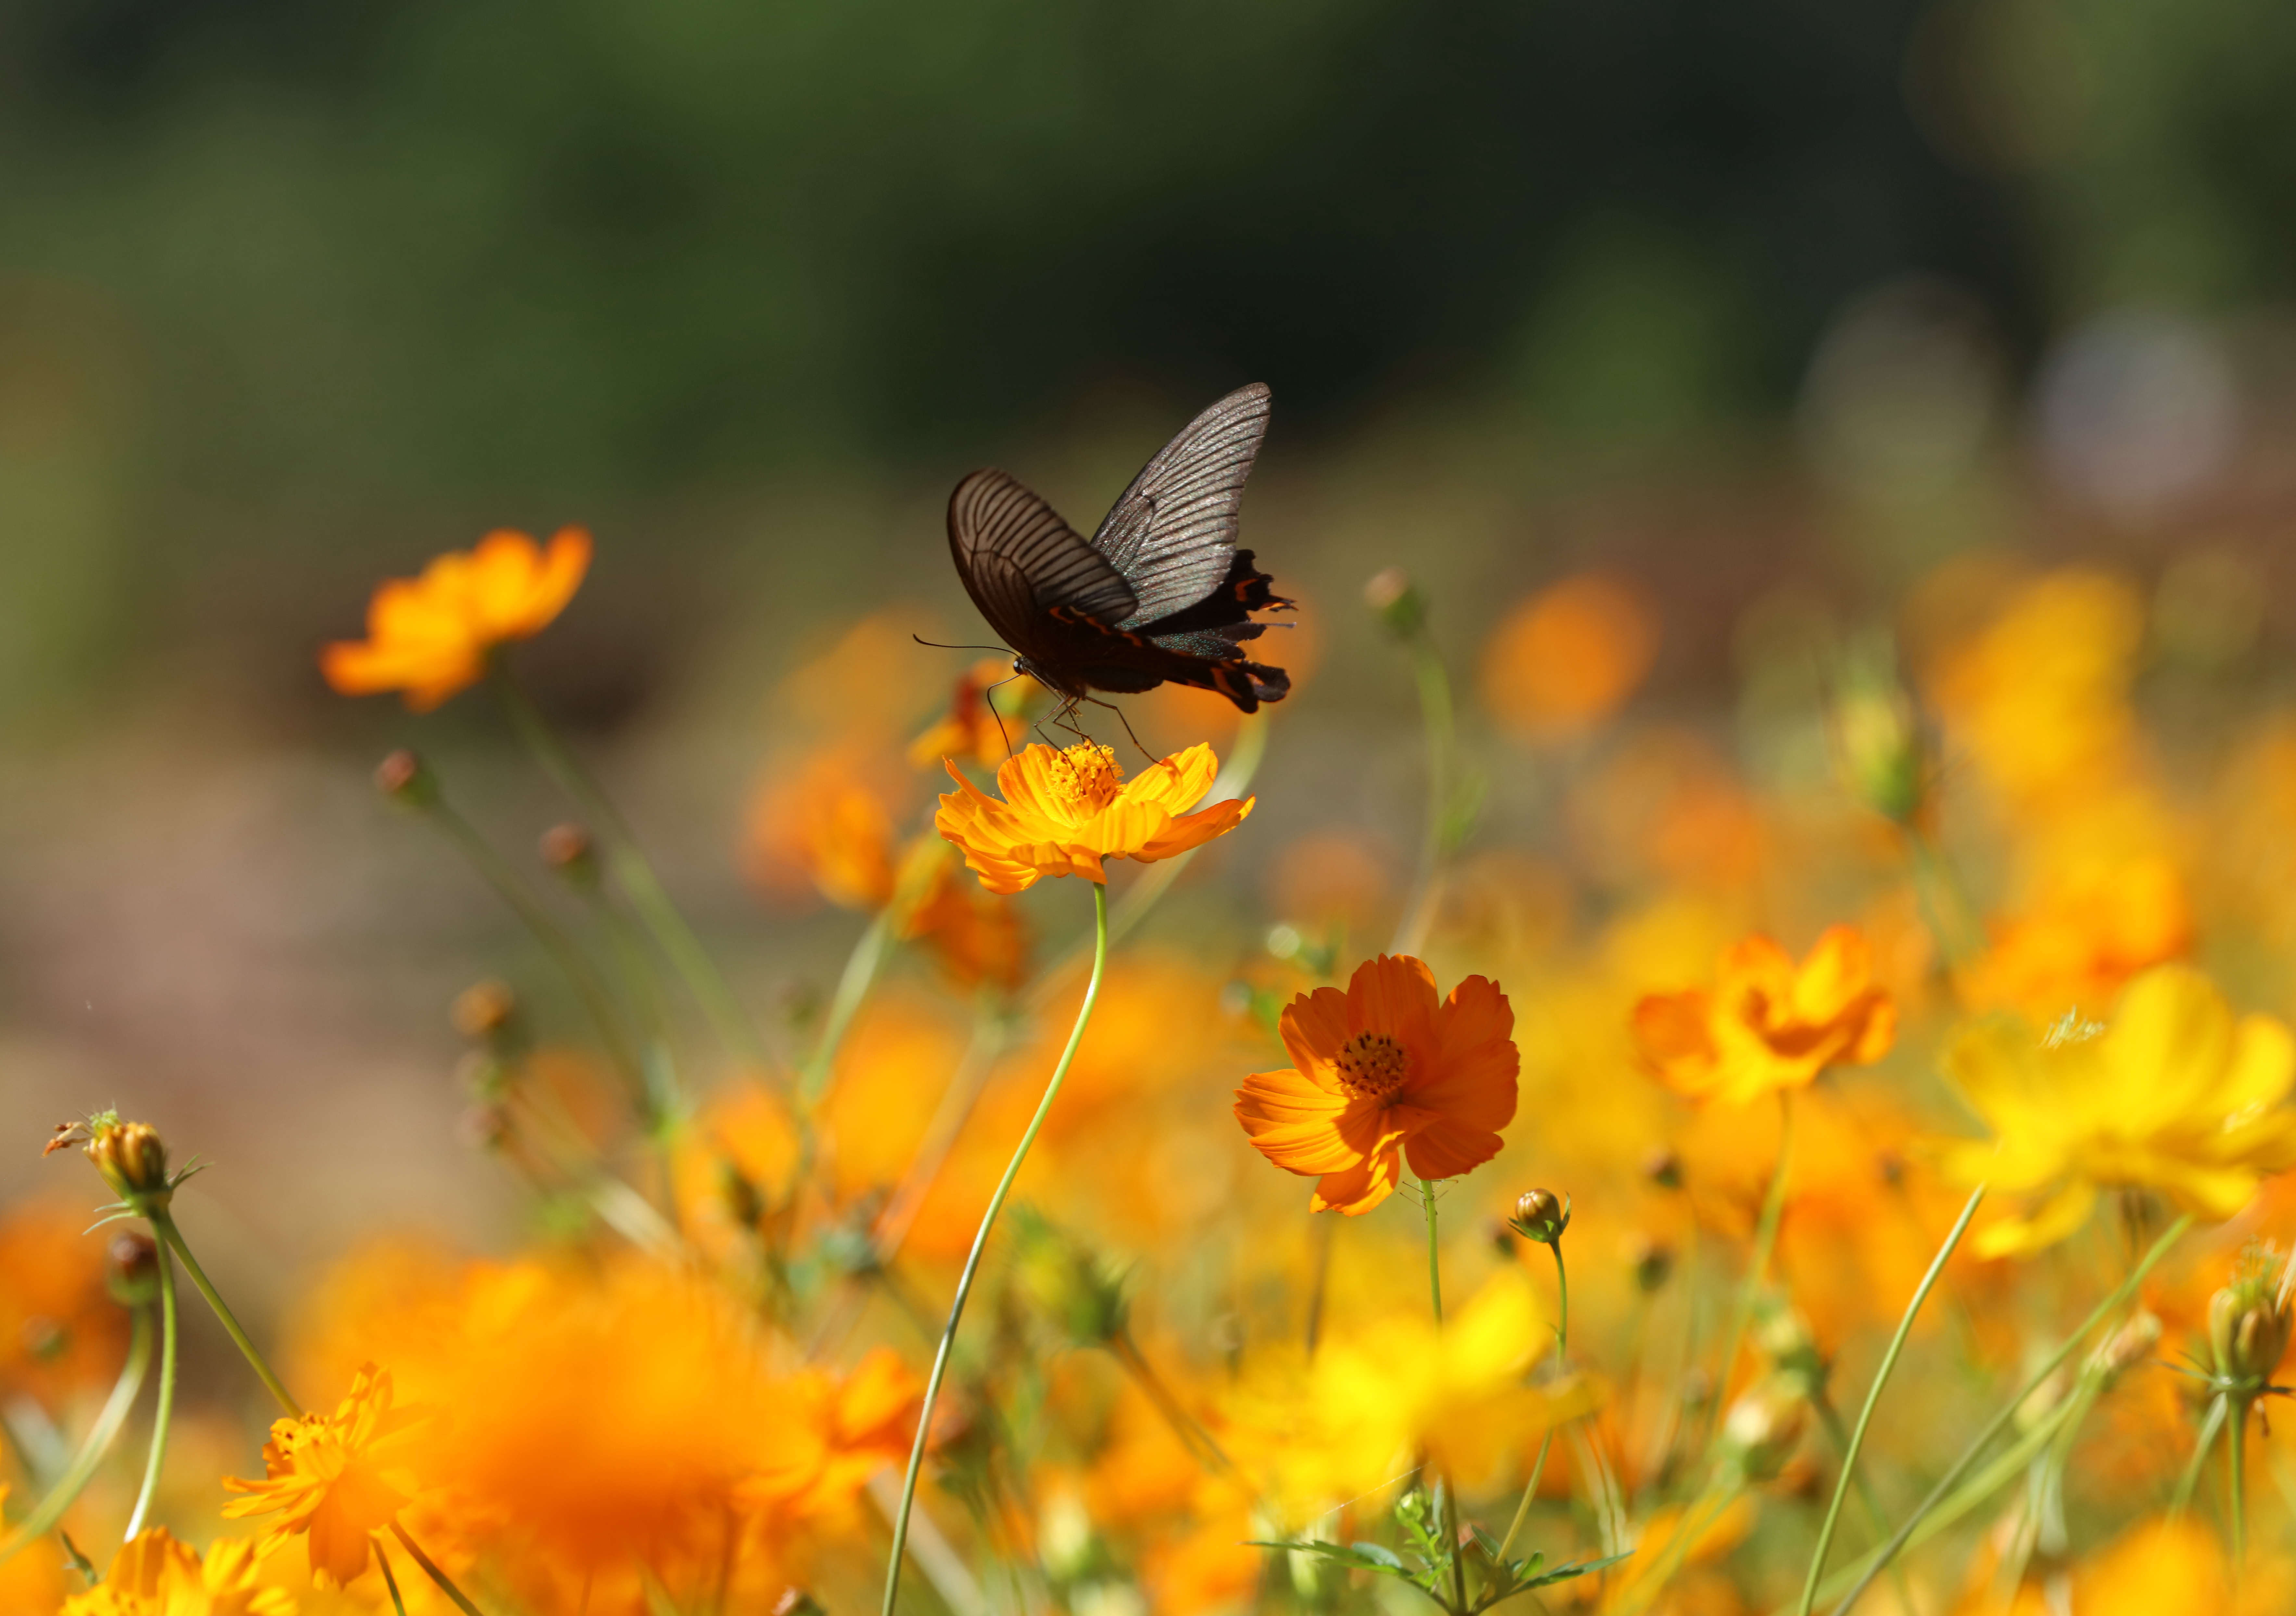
[5,501,2294,1616]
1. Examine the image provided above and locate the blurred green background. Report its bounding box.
[10,0,2295,727]
[6,0,2296,1272]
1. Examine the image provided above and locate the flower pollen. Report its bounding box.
[1334,1031,1410,1101]
[1046,743,1124,824]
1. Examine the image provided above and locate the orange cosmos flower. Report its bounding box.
[1632,925,1896,1106]
[935,741,1253,894]
[320,527,591,710]
[740,1347,923,1525]
[1480,572,1658,740]
[0,1200,128,1404]
[1233,954,1518,1216]
[222,1362,413,1588]
[61,1528,293,1616]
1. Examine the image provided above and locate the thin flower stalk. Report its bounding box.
[1796,1185,1984,1616]
[1382,588,1462,959]
[881,880,1112,1616]
[495,669,767,1077]
[2171,1394,2228,1517]
[1827,1211,2193,1614]
[0,1306,151,1566]
[1496,1237,1569,1561]
[418,784,648,1103]
[1705,1092,1794,1457]
[152,1208,301,1418]
[123,1232,179,1540]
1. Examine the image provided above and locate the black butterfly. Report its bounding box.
[947,383,1293,717]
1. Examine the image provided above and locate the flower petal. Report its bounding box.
[1235,1066,1360,1174]
[1119,742,1220,814]
[1347,955,1441,1055]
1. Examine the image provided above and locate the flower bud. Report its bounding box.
[2207,1249,2293,1394]
[86,1118,171,1205]
[1364,567,1427,638]
[1011,1208,1129,1347]
[1755,1303,1827,1397]
[374,748,438,807]
[106,1231,161,1307]
[458,1103,513,1154]
[1642,1147,1684,1191]
[1509,1188,1570,1246]
[539,823,599,888]
[1719,1374,1808,1483]
[2089,1309,2162,1387]
[1627,1234,1674,1294]
[452,979,519,1041]
[1832,679,1926,826]
[719,1159,766,1233]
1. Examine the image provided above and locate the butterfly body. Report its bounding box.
[947,383,1292,714]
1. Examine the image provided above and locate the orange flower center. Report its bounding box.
[1045,743,1124,822]
[1334,1032,1410,1101]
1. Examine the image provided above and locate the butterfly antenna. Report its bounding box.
[1078,695,1157,766]
[980,672,1021,760]
[913,634,1015,655]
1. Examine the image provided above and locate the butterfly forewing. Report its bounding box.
[947,469,1139,655]
[1091,383,1272,627]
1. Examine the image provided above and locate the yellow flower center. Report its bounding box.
[1046,743,1124,822]
[1334,1032,1411,1101]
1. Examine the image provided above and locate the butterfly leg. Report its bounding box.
[1076,695,1157,766]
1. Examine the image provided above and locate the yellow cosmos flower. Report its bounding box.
[935,741,1253,894]
[1225,1269,1588,1517]
[1939,964,2296,1258]
[320,527,591,710]
[1631,925,1897,1106]
[61,1528,295,1616]
[222,1363,413,1588]
[1234,954,1519,1216]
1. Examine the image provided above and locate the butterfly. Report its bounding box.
[947,382,1293,720]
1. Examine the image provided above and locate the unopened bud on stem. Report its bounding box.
[1509,1188,1570,1246]
[106,1231,161,1307]
[374,749,438,808]
[1365,567,1427,639]
[540,823,599,888]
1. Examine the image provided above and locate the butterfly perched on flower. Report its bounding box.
[947,383,1293,715]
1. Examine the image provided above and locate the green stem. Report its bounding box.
[881,880,1111,1616]
[1423,1176,1444,1327]
[1026,714,1269,1012]
[1617,1483,1741,1616]
[2230,1401,2249,1572]
[152,1210,301,1417]
[2173,1395,2228,1516]
[0,1307,151,1567]
[1828,1210,2192,1615]
[423,792,647,1098]
[390,1521,488,1616]
[1113,1328,1242,1483]
[1706,1091,1794,1457]
[1785,1371,2094,1615]
[1304,1214,1337,1357]
[495,670,768,1073]
[123,1234,179,1539]
[1797,1185,1982,1616]
[377,1543,412,1616]
[1496,1240,1572,1561]
[1393,629,1457,957]
[800,903,898,1105]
